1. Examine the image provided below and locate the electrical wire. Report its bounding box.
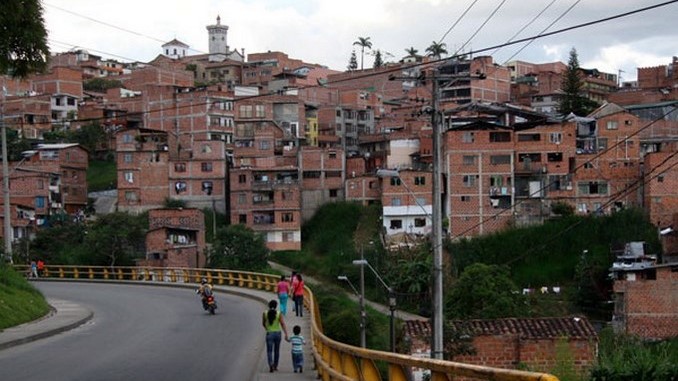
[453,0,510,57]
[501,0,582,65]
[489,0,557,57]
[437,0,480,44]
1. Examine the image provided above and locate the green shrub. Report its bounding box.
[0,265,50,329]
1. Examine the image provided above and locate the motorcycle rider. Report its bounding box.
[196,278,215,310]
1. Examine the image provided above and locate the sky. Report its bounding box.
[42,0,678,82]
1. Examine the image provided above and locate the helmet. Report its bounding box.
[201,278,207,284]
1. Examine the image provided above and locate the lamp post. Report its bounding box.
[352,258,396,352]
[338,275,366,348]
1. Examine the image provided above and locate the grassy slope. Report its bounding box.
[0,266,50,330]
[87,159,117,192]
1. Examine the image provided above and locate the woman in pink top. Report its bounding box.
[292,274,305,317]
[276,275,290,315]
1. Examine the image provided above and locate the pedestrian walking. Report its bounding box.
[276,275,290,315]
[262,299,288,373]
[290,271,298,314]
[37,259,45,277]
[292,274,305,317]
[29,260,38,278]
[286,325,306,373]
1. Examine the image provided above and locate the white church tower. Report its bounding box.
[207,16,229,62]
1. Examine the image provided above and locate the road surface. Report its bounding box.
[0,282,264,381]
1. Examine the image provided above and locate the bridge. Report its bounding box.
[3,265,560,381]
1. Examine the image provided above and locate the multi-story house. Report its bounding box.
[31,67,83,130]
[610,57,678,106]
[140,208,206,268]
[379,169,433,241]
[115,84,234,214]
[317,105,375,155]
[299,146,344,221]
[2,94,51,140]
[0,143,88,242]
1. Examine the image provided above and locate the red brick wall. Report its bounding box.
[613,266,678,339]
[644,152,678,228]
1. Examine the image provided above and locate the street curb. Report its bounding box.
[0,303,94,350]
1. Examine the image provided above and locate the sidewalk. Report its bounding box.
[0,282,317,381]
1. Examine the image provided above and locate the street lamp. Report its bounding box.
[352,258,397,352]
[337,275,366,348]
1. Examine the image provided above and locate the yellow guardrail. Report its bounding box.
[15,264,559,381]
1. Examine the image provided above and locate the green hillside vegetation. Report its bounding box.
[87,159,117,192]
[0,265,50,330]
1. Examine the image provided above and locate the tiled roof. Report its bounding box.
[404,316,597,340]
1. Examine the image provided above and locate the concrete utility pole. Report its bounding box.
[1,100,12,263]
[430,68,444,359]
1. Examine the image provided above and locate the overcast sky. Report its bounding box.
[43,0,677,82]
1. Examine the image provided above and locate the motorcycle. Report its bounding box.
[197,287,217,315]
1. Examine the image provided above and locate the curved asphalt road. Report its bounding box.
[0,282,265,381]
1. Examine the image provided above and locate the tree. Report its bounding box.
[404,47,419,58]
[0,0,50,78]
[207,224,269,271]
[353,36,372,70]
[445,263,526,319]
[425,41,448,60]
[558,48,598,116]
[82,212,148,267]
[347,50,358,71]
[83,78,123,92]
[372,50,383,69]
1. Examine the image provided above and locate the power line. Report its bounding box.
[44,2,209,55]
[490,0,557,57]
[437,0,480,44]
[502,0,582,65]
[450,105,678,240]
[453,0,509,57]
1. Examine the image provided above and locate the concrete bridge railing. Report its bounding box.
[15,264,560,381]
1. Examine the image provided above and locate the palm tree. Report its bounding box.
[425,41,448,60]
[405,47,419,57]
[353,36,372,70]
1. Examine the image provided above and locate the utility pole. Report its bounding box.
[358,246,366,348]
[430,68,444,359]
[1,100,12,263]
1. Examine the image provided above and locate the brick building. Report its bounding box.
[379,169,433,242]
[0,143,88,242]
[612,263,678,339]
[405,317,598,380]
[299,146,345,221]
[140,208,206,268]
[610,57,678,106]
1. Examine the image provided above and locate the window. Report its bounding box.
[390,219,403,229]
[201,162,213,172]
[549,133,562,144]
[490,131,511,142]
[606,120,618,130]
[282,232,295,242]
[598,137,608,151]
[124,171,134,183]
[202,181,213,195]
[490,176,503,187]
[462,132,475,143]
[658,174,665,183]
[461,196,470,202]
[124,153,133,163]
[175,163,186,172]
[259,140,270,150]
[329,151,337,159]
[37,179,44,189]
[414,176,426,185]
[202,144,212,154]
[239,105,253,118]
[463,175,475,187]
[239,214,247,224]
[238,193,246,204]
[124,191,138,201]
[490,155,511,165]
[326,171,342,178]
[518,153,541,162]
[414,218,426,227]
[282,213,294,222]
[463,155,476,165]
[391,197,402,206]
[547,152,563,162]
[329,189,338,198]
[35,196,45,208]
[390,177,402,186]
[255,105,265,117]
[175,181,187,194]
[282,191,293,200]
[122,134,134,143]
[416,197,427,206]
[238,174,247,183]
[303,171,321,179]
[518,133,540,142]
[577,181,608,195]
